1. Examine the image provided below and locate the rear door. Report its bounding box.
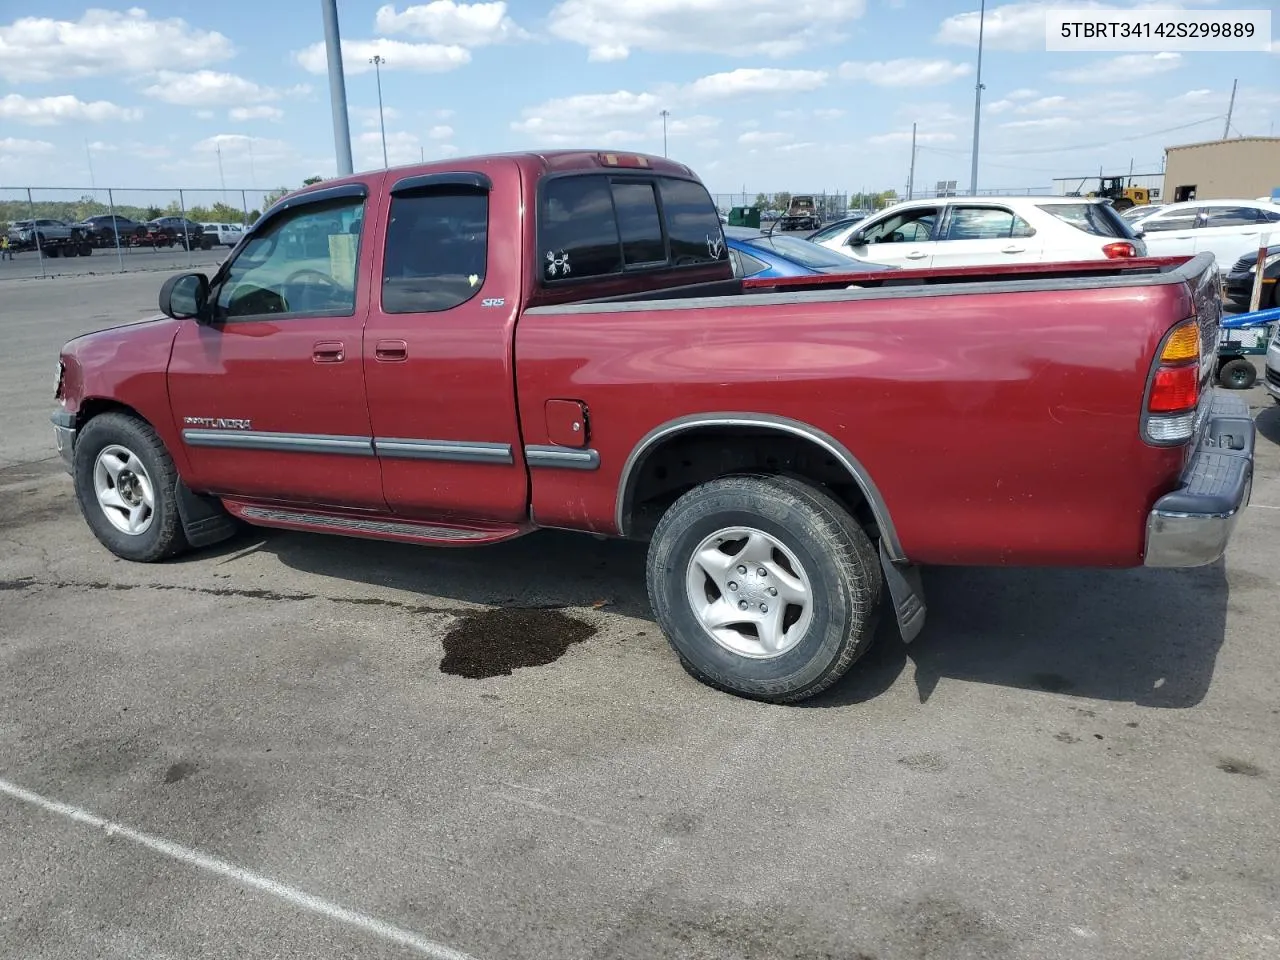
[845,205,940,267]
[167,182,386,509]
[929,204,1042,268]
[1134,207,1199,257]
[362,161,529,522]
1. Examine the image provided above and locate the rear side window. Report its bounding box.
[1139,210,1198,233]
[1038,203,1135,238]
[944,207,1035,240]
[382,189,488,313]
[539,174,727,283]
[1202,206,1263,227]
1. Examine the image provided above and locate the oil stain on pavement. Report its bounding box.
[440,608,596,679]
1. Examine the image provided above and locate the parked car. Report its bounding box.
[812,196,1147,268]
[201,223,245,247]
[725,227,894,279]
[1266,318,1280,403]
[78,215,148,246]
[147,217,211,249]
[1126,199,1280,272]
[51,151,1251,704]
[6,219,91,256]
[1224,243,1279,310]
[1121,203,1162,223]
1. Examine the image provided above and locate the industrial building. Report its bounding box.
[1162,137,1280,202]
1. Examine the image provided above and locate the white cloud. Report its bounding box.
[195,109,215,120]
[1007,87,1039,100]
[356,129,438,168]
[777,141,817,152]
[999,117,1079,130]
[428,124,454,139]
[738,131,788,146]
[435,108,455,119]
[193,134,290,156]
[0,93,141,125]
[838,58,972,87]
[547,0,868,61]
[684,68,828,100]
[295,38,470,74]
[143,71,305,107]
[0,137,56,156]
[512,90,660,143]
[230,105,284,121]
[868,130,957,145]
[814,108,846,120]
[352,105,403,128]
[86,140,118,152]
[374,2,527,45]
[1051,52,1182,84]
[0,9,233,83]
[936,1,1109,51]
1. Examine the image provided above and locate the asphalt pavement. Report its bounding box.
[0,244,228,281]
[1,272,1278,960]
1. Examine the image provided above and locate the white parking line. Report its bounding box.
[0,776,478,960]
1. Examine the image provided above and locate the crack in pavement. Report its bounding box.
[0,575,571,618]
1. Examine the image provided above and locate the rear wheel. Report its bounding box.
[647,474,882,703]
[1219,357,1257,390]
[73,413,189,562]
[1113,197,1135,211]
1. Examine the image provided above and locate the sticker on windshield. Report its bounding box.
[706,234,724,259]
[545,249,571,278]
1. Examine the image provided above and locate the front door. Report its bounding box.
[846,205,940,268]
[929,204,1043,268]
[167,184,387,510]
[363,162,529,522]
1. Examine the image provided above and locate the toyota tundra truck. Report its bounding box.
[52,150,1255,703]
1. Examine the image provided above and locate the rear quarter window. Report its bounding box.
[1038,203,1135,239]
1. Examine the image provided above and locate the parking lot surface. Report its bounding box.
[2,272,1278,959]
[0,244,227,282]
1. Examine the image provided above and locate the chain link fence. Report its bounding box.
[711,192,852,220]
[1,185,278,278]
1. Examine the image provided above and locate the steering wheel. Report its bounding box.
[283,268,341,291]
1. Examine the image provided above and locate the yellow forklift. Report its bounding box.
[1068,175,1151,212]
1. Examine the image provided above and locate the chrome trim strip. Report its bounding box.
[524,445,600,470]
[374,438,513,464]
[239,506,492,540]
[182,430,374,457]
[614,412,904,560]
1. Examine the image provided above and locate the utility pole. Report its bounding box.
[85,139,96,191]
[968,0,986,195]
[1222,78,1237,139]
[370,55,389,168]
[216,143,227,200]
[320,0,353,176]
[659,109,670,157]
[907,122,918,200]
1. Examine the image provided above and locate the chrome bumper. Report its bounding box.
[1145,393,1253,567]
[51,411,76,474]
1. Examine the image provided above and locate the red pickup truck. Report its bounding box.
[53,150,1255,702]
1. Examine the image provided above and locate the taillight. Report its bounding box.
[1143,318,1202,444]
[1102,241,1137,259]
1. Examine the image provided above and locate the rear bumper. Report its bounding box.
[1145,393,1253,567]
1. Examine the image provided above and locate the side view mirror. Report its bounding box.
[847,229,867,246]
[159,272,210,321]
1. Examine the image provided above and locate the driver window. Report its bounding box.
[213,197,364,321]
[861,207,939,244]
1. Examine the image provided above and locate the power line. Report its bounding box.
[966,115,1225,157]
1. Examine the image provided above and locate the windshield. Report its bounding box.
[746,235,856,269]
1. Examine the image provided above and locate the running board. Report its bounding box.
[226,502,529,547]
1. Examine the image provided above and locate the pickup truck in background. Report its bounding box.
[779,195,822,232]
[52,151,1255,703]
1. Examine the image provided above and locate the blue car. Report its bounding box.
[724,227,896,279]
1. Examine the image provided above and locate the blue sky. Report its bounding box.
[0,1,1276,198]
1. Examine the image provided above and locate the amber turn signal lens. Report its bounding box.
[1160,321,1200,363]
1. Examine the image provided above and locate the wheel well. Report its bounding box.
[622,427,885,545]
[75,398,145,430]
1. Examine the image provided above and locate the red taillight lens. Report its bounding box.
[1102,241,1137,259]
[1148,363,1199,412]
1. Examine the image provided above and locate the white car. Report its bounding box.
[1125,199,1280,271]
[200,222,245,247]
[811,196,1146,269]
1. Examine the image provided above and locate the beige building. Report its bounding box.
[1162,137,1280,203]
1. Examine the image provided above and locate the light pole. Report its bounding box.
[968,0,986,195]
[320,0,353,176]
[370,54,388,168]
[659,109,670,157]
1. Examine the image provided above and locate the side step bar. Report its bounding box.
[225,502,529,547]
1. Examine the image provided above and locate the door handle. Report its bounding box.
[1001,245,1026,254]
[375,339,408,362]
[312,340,345,363]
[905,251,928,260]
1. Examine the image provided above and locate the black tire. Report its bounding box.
[647,474,883,703]
[63,244,78,258]
[73,412,189,562]
[79,242,92,256]
[1113,198,1135,212]
[1219,357,1257,390]
[45,245,60,258]
[200,236,212,250]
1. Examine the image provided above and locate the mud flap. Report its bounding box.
[880,539,926,643]
[176,482,239,548]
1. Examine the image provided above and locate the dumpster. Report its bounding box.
[727,206,761,229]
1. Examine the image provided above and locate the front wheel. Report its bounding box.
[646,474,882,703]
[73,412,189,562]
